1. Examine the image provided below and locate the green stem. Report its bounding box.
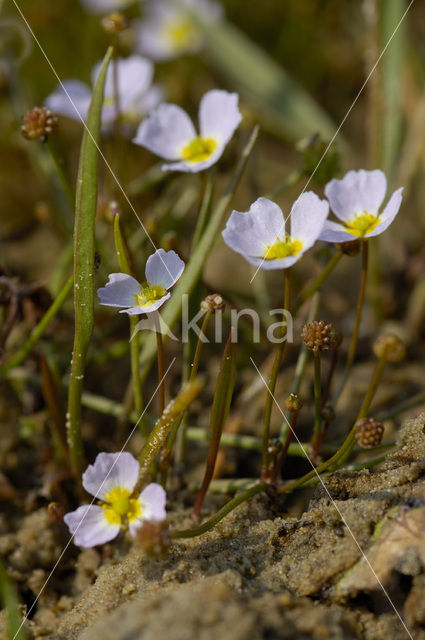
[311,350,322,450]
[293,251,342,315]
[172,482,265,539]
[356,356,387,421]
[44,140,75,211]
[113,214,143,418]
[0,274,73,374]
[262,268,291,471]
[156,332,165,416]
[333,241,369,405]
[67,47,113,479]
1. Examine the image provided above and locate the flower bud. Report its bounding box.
[373,334,406,363]
[21,106,58,142]
[101,12,130,34]
[301,320,334,352]
[284,393,303,413]
[47,502,66,523]
[201,294,225,313]
[354,417,384,448]
[321,404,335,422]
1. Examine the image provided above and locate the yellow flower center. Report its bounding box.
[344,212,380,237]
[134,281,167,308]
[102,487,142,526]
[264,237,303,260]
[182,136,217,163]
[165,20,197,49]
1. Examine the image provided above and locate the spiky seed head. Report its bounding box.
[201,294,225,313]
[373,334,406,363]
[335,239,361,256]
[101,12,130,34]
[301,320,334,351]
[21,106,58,142]
[284,393,303,413]
[354,417,384,448]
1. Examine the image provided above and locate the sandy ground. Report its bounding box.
[2,413,425,639]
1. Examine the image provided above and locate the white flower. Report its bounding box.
[133,89,241,173]
[135,0,223,61]
[64,452,167,548]
[80,0,133,14]
[319,169,403,243]
[222,193,329,270]
[98,249,184,314]
[45,56,163,134]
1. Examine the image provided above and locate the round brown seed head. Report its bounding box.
[21,106,58,142]
[101,11,130,34]
[284,393,303,413]
[201,294,225,313]
[335,239,361,256]
[354,417,384,448]
[373,334,406,363]
[301,320,334,352]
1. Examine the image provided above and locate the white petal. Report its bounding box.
[366,187,403,238]
[128,483,167,536]
[119,292,171,315]
[133,104,196,160]
[64,505,120,547]
[199,90,242,145]
[161,148,224,173]
[222,197,285,260]
[325,169,387,221]
[136,85,165,115]
[244,253,304,271]
[80,0,132,12]
[289,192,329,250]
[97,273,140,309]
[45,80,91,122]
[82,452,140,500]
[318,220,355,243]
[134,19,176,61]
[145,249,185,289]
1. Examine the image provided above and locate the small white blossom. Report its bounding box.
[319,169,403,243]
[133,89,241,173]
[222,193,329,270]
[80,0,133,14]
[64,452,166,548]
[135,0,223,61]
[98,249,184,315]
[45,56,163,134]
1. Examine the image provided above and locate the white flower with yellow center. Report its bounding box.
[45,56,163,135]
[132,89,242,173]
[222,193,329,270]
[64,452,166,548]
[319,169,403,243]
[97,249,184,315]
[135,0,223,61]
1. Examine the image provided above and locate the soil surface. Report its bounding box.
[3,413,425,640]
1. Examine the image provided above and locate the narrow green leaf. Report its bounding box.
[139,126,259,374]
[379,0,407,178]
[67,46,113,478]
[0,557,27,640]
[199,20,338,143]
[193,330,236,517]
